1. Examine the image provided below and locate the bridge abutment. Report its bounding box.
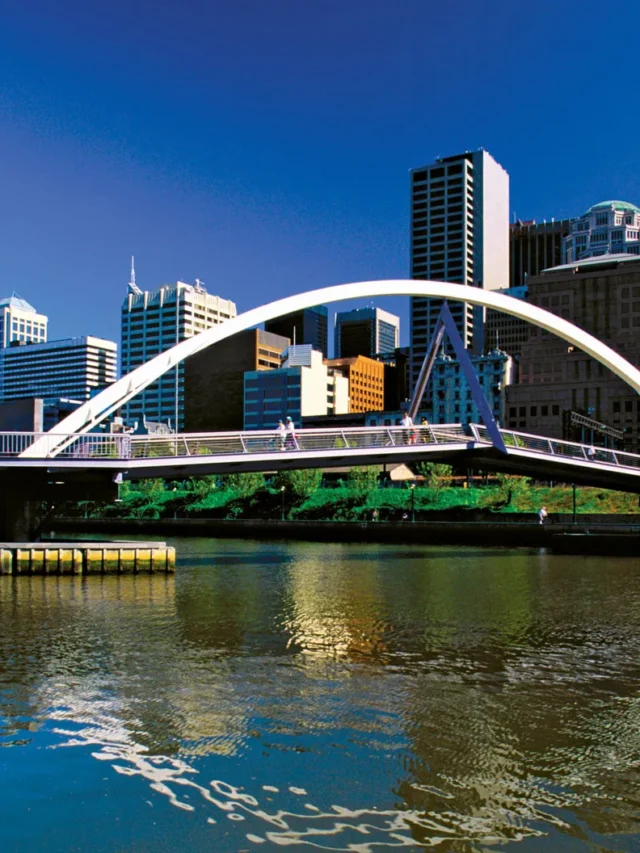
[0,473,121,543]
[0,493,44,542]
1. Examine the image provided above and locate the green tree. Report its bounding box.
[415,462,452,488]
[345,465,380,492]
[224,472,266,498]
[495,473,530,508]
[274,469,323,499]
[135,478,165,498]
[117,480,133,499]
[188,475,218,496]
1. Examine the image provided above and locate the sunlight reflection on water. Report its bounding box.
[2,541,640,851]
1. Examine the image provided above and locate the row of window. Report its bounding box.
[509,405,561,418]
[412,163,466,182]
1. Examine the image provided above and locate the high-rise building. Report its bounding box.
[563,200,640,263]
[505,254,640,452]
[244,345,349,430]
[184,329,290,432]
[121,273,236,430]
[410,149,509,379]
[324,355,385,413]
[509,219,572,287]
[0,336,117,402]
[0,294,47,349]
[265,306,328,357]
[334,307,399,359]
[484,285,530,361]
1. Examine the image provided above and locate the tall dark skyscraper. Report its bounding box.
[334,307,399,359]
[509,219,572,287]
[265,305,328,357]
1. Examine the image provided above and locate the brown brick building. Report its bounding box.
[184,329,289,432]
[324,355,385,414]
[505,255,640,452]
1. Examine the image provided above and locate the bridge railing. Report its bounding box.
[129,424,471,460]
[473,424,640,470]
[1,432,132,459]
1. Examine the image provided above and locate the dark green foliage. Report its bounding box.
[415,462,452,488]
[273,469,323,499]
[223,472,266,498]
[55,468,640,523]
[345,466,380,493]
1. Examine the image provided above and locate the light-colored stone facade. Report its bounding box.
[505,255,640,452]
[564,200,640,263]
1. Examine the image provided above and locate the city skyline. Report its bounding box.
[1,1,639,347]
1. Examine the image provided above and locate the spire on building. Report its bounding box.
[128,256,142,295]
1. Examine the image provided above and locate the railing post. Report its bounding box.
[340,431,349,449]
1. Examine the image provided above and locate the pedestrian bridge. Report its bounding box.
[3,424,640,492]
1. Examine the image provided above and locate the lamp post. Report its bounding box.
[280,485,286,522]
[410,482,416,523]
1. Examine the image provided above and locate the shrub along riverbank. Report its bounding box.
[59,465,640,522]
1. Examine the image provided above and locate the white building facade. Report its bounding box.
[410,149,509,379]
[0,294,47,349]
[563,200,640,263]
[244,345,349,430]
[0,336,117,403]
[121,280,236,430]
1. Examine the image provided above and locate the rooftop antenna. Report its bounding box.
[128,256,142,295]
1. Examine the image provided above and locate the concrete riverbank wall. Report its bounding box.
[0,541,176,575]
[48,517,640,550]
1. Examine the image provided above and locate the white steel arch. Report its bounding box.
[25,280,640,455]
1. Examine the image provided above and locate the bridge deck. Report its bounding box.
[2,424,640,491]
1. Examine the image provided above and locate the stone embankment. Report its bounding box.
[47,517,640,553]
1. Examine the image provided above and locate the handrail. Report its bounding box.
[4,423,640,474]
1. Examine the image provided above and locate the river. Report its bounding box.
[1,538,639,852]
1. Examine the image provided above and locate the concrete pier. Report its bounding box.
[0,542,175,575]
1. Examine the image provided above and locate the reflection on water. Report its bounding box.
[2,540,640,851]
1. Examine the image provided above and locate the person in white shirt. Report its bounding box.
[401,413,415,445]
[538,506,548,525]
[285,416,298,450]
[276,420,286,450]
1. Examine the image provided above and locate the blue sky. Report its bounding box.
[0,0,638,348]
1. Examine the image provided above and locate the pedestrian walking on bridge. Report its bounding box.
[285,416,298,450]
